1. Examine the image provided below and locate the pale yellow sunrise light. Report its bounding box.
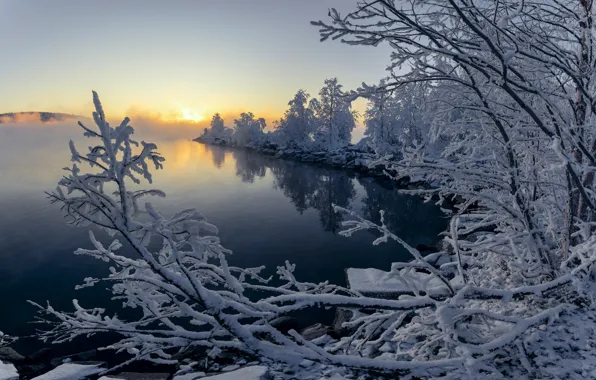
[178,107,205,123]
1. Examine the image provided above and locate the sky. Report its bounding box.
[0,0,392,135]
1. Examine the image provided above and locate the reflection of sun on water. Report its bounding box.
[156,140,234,177]
[161,140,204,172]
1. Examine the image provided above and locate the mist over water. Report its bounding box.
[0,123,447,357]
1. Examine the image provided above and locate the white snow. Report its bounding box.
[195,366,268,380]
[0,361,18,380]
[172,372,205,380]
[346,267,460,295]
[326,375,350,380]
[32,363,104,380]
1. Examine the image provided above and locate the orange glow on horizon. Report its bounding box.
[176,107,205,123]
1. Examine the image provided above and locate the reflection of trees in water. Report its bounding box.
[228,146,355,232]
[309,174,355,233]
[203,144,444,237]
[357,178,445,246]
[231,149,268,183]
[211,147,226,168]
[271,163,356,232]
[270,163,319,214]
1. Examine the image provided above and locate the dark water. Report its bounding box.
[0,124,447,358]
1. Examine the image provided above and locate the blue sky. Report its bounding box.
[0,0,391,126]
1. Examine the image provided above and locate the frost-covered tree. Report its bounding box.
[232,112,266,148]
[274,90,316,149]
[310,1,596,378]
[392,82,432,150]
[363,80,404,156]
[210,113,225,136]
[312,78,356,151]
[364,80,441,158]
[198,113,232,145]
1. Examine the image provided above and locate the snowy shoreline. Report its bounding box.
[192,137,428,189]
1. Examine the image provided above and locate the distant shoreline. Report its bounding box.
[0,112,80,124]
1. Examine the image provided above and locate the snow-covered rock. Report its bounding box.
[113,372,170,379]
[0,361,18,380]
[172,373,205,380]
[176,366,269,380]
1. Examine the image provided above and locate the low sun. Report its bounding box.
[178,108,205,123]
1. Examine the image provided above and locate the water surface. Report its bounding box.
[0,124,447,357]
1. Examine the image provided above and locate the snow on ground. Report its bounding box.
[521,307,596,379]
[31,363,104,380]
[0,361,18,380]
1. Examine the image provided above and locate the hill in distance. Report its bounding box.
[0,112,81,124]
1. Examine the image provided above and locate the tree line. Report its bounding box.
[200,77,433,156]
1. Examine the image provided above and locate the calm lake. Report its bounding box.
[0,122,447,358]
